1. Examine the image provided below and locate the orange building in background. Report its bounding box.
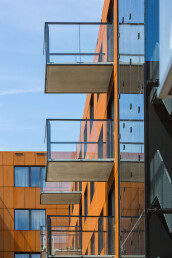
[0,152,69,258]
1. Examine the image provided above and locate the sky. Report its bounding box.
[0,0,104,151]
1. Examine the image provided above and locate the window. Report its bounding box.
[79,182,82,192]
[98,127,103,159]
[75,182,78,191]
[15,254,40,258]
[90,182,94,203]
[90,94,94,133]
[15,210,45,230]
[84,186,88,219]
[98,210,104,254]
[91,232,95,255]
[14,167,46,187]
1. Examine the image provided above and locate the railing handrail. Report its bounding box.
[45,22,112,26]
[46,118,114,122]
[47,215,115,218]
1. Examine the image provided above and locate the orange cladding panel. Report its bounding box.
[3,166,13,187]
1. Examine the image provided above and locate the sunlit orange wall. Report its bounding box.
[0,151,69,258]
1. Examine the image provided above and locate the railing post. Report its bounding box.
[45,23,50,63]
[47,121,51,161]
[47,216,52,256]
[79,24,81,63]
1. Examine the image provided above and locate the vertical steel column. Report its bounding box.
[114,0,120,257]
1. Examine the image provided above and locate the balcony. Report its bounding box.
[45,119,114,182]
[44,22,114,93]
[40,181,81,205]
[41,215,115,258]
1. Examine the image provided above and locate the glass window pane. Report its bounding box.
[41,167,46,181]
[31,210,45,230]
[32,255,40,258]
[15,167,29,187]
[31,167,40,187]
[15,254,29,258]
[15,210,29,230]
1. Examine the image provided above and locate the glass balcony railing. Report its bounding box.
[45,119,114,182]
[40,181,82,205]
[46,119,114,161]
[41,216,115,257]
[44,22,113,64]
[44,22,114,93]
[120,211,145,256]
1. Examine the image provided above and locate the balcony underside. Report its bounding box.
[46,160,114,182]
[120,161,144,182]
[40,192,81,205]
[45,63,114,93]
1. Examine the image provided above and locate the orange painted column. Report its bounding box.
[113,0,120,257]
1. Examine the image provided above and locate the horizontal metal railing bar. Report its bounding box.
[120,142,144,145]
[51,230,108,233]
[119,53,145,57]
[50,141,107,144]
[45,22,112,25]
[47,215,115,218]
[46,119,114,122]
[119,23,144,26]
[147,208,172,214]
[49,53,105,56]
[120,119,144,122]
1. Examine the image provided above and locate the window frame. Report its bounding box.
[14,253,41,258]
[14,166,46,187]
[14,209,46,231]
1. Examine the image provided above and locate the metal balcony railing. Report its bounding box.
[45,119,114,182]
[41,216,115,257]
[40,181,82,205]
[44,22,113,64]
[45,119,114,161]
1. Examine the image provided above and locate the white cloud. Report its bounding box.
[0,87,42,96]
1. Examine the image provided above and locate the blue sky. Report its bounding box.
[0,0,104,151]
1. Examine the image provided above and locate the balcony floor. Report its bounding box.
[40,192,81,205]
[46,159,114,182]
[45,63,114,93]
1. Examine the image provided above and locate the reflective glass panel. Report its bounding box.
[15,167,29,187]
[15,210,29,230]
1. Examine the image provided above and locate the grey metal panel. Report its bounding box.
[162,98,172,115]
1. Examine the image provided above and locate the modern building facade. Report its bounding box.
[2,0,171,258]
[43,0,172,257]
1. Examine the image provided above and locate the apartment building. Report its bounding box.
[43,0,172,256]
[2,0,171,258]
[0,152,69,258]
